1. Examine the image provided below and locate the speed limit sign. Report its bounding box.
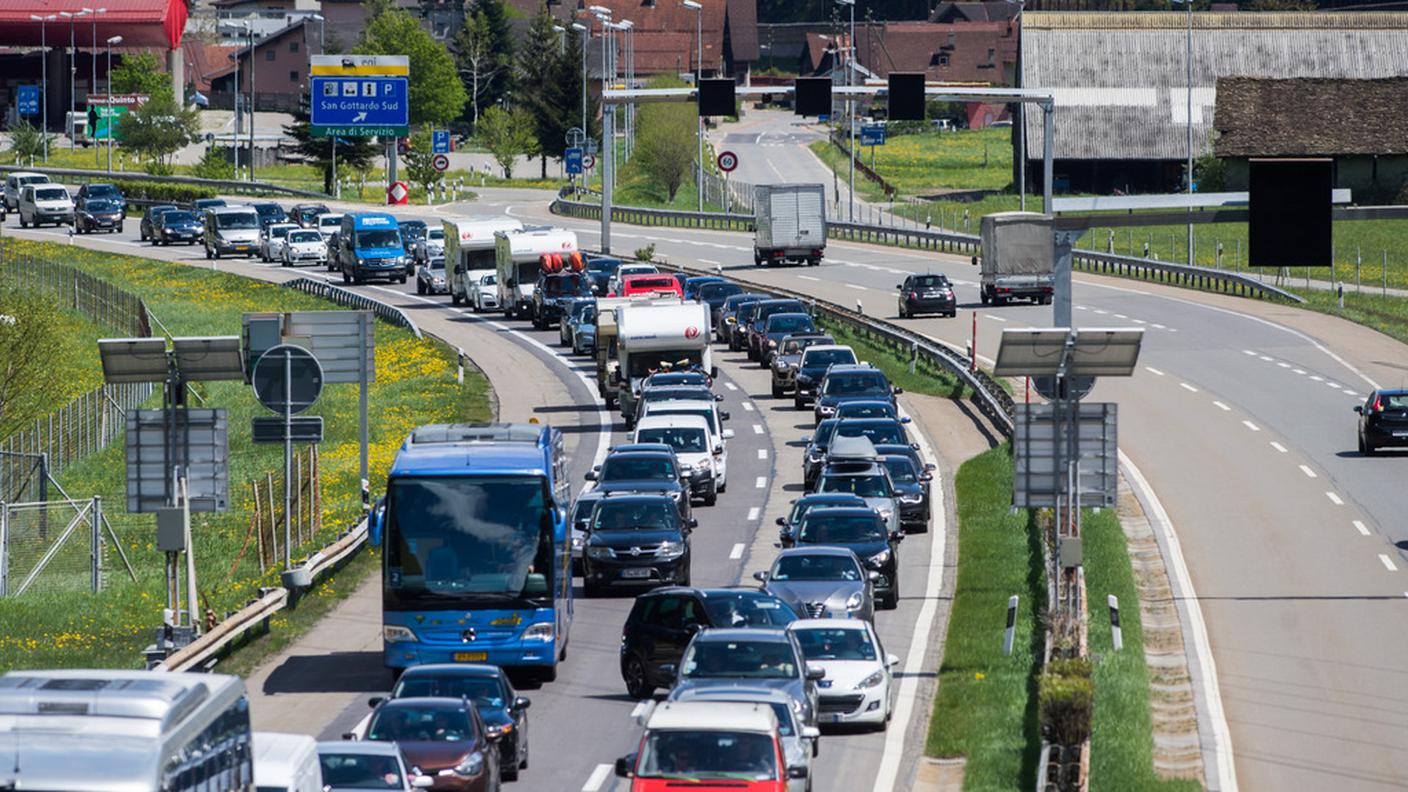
[431,153,450,172]
[583,154,597,171]
[716,150,738,173]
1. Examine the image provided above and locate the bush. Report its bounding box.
[109,180,218,204]
[633,244,656,263]
[190,147,235,181]
[1039,657,1094,746]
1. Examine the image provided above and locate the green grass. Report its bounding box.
[926,444,1045,790]
[0,238,492,672]
[816,317,969,399]
[1082,509,1202,792]
[0,291,106,430]
[810,127,1013,198]
[1281,288,1408,348]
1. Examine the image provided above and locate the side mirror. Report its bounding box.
[719,411,731,421]
[753,570,769,582]
[513,696,532,711]
[893,386,904,395]
[1354,405,1363,414]
[887,653,900,667]
[615,755,636,778]
[895,283,903,289]
[411,775,434,789]
[721,429,735,440]
[801,436,812,444]
[584,470,598,481]
[714,393,725,402]
[900,416,912,424]
[341,732,357,741]
[775,517,786,527]
[805,665,826,681]
[368,696,384,708]
[920,472,933,482]
[788,765,810,780]
[688,518,699,529]
[713,444,724,455]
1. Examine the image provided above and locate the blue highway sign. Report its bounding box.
[433,129,450,153]
[861,124,886,146]
[310,76,409,137]
[565,147,583,175]
[17,85,38,117]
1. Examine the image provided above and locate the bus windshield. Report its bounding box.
[357,229,401,249]
[385,475,554,608]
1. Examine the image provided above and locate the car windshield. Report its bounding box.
[810,422,838,449]
[803,349,856,369]
[683,640,797,679]
[427,258,445,271]
[643,388,712,404]
[479,274,497,285]
[366,706,474,742]
[837,422,906,446]
[911,275,950,288]
[825,373,890,396]
[793,627,877,662]
[637,730,777,781]
[627,276,676,291]
[600,455,677,482]
[34,188,67,201]
[162,211,197,225]
[837,403,894,419]
[400,223,427,240]
[882,457,918,483]
[269,225,292,238]
[217,212,259,229]
[84,200,116,212]
[392,676,507,708]
[319,216,342,228]
[771,554,862,581]
[700,593,796,627]
[586,258,620,273]
[800,513,887,543]
[651,408,717,433]
[788,497,857,526]
[254,204,284,220]
[819,473,891,499]
[636,426,709,454]
[288,231,321,243]
[318,753,405,790]
[591,499,677,532]
[768,315,814,333]
[357,229,401,248]
[700,283,743,301]
[648,373,708,387]
[428,228,444,241]
[86,185,117,197]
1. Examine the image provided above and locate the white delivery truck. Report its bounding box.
[615,301,713,422]
[977,212,1054,306]
[495,227,579,319]
[754,183,826,266]
[444,216,523,306]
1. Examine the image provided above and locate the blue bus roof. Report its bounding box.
[390,423,555,478]
[349,212,398,229]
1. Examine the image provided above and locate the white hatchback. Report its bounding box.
[787,618,898,728]
[260,223,300,262]
[281,229,327,267]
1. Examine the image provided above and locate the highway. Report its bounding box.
[8,198,957,792]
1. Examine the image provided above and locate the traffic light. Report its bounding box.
[698,78,736,117]
[1249,158,1332,267]
[793,78,831,117]
[887,72,925,121]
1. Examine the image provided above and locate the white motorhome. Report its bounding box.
[615,301,713,419]
[253,732,321,792]
[494,227,579,319]
[444,216,524,306]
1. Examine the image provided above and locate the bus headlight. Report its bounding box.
[383,624,417,643]
[521,622,554,642]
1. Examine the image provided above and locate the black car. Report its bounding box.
[794,506,902,609]
[833,417,912,450]
[746,299,808,361]
[683,276,724,302]
[716,293,764,344]
[398,220,428,274]
[757,312,817,367]
[531,271,592,330]
[1356,389,1408,454]
[75,183,125,217]
[139,204,179,241]
[585,449,692,521]
[793,345,859,410]
[814,365,901,424]
[248,200,289,229]
[290,202,330,228]
[582,493,694,597]
[581,254,621,295]
[154,210,203,246]
[769,334,833,399]
[618,586,799,698]
[74,198,123,234]
[376,663,532,781]
[776,493,869,546]
[698,281,744,325]
[897,273,957,318]
[880,453,931,532]
[802,419,840,491]
[191,198,226,211]
[729,299,766,351]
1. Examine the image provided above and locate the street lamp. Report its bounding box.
[835,0,856,221]
[1014,0,1025,211]
[85,7,106,166]
[245,22,256,183]
[682,0,703,211]
[31,14,56,161]
[618,19,633,161]
[571,21,588,140]
[61,11,87,150]
[105,35,121,173]
[1173,0,1194,267]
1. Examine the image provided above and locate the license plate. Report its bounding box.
[453,652,487,662]
[620,567,652,579]
[827,713,844,723]
[1394,431,1408,437]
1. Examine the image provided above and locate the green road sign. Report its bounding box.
[310,124,408,138]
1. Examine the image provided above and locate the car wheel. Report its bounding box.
[450,292,462,306]
[342,269,352,285]
[204,246,212,259]
[704,484,718,507]
[502,762,518,783]
[416,280,426,295]
[583,579,600,598]
[772,381,784,399]
[623,655,653,700]
[1360,433,1375,456]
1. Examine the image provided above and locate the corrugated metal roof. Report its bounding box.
[0,0,186,49]
[1022,13,1408,161]
[1024,11,1408,30]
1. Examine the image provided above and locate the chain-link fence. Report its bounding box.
[1,497,106,597]
[0,248,152,338]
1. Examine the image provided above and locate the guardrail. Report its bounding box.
[0,165,329,199]
[552,196,1304,303]
[283,277,422,338]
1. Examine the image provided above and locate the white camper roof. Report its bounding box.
[617,302,710,350]
[443,216,523,243]
[499,227,578,257]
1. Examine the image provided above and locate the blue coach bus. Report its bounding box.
[375,423,572,682]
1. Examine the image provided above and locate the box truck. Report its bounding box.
[754,183,826,266]
[977,212,1054,306]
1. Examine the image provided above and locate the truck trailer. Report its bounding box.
[754,183,826,267]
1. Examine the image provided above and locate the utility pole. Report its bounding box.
[247,22,256,183]
[682,0,703,211]
[835,0,856,221]
[106,35,121,172]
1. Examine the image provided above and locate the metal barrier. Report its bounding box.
[283,277,422,338]
[0,165,330,199]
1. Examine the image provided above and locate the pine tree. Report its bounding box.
[284,111,378,194]
[476,0,515,114]
[517,2,564,178]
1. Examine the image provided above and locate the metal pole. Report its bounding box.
[105,39,112,172]
[1017,0,1025,211]
[1184,0,1193,268]
[1,502,9,597]
[65,13,76,150]
[581,25,588,150]
[248,24,256,183]
[40,18,49,162]
[90,495,100,592]
[1042,102,1054,214]
[283,351,292,570]
[696,7,703,212]
[233,43,240,177]
[848,2,856,222]
[332,136,338,199]
[602,104,615,253]
[90,9,100,168]
[358,314,369,510]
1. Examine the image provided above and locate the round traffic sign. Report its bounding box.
[252,345,324,415]
[582,154,597,171]
[432,153,450,172]
[716,150,738,173]
[565,126,586,147]
[387,181,409,205]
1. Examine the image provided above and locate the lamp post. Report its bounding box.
[682,0,702,211]
[85,8,106,166]
[31,14,56,161]
[1015,0,1025,211]
[61,11,86,150]
[835,0,856,221]
[246,22,256,183]
[106,35,121,173]
[1174,0,1193,267]
[572,22,588,140]
[618,19,633,161]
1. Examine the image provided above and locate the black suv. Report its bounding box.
[248,200,289,229]
[814,365,901,424]
[290,202,329,228]
[896,273,956,318]
[531,272,592,330]
[729,299,766,351]
[1355,389,1408,454]
[699,281,744,325]
[716,293,764,344]
[793,345,858,410]
[756,313,818,368]
[586,449,692,520]
[795,506,902,609]
[582,494,694,598]
[618,587,799,698]
[75,183,126,217]
[138,204,178,242]
[880,453,932,532]
[746,299,808,361]
[154,209,203,246]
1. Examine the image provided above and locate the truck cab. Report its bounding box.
[338,212,407,285]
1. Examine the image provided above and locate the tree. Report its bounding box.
[120,92,201,172]
[0,288,67,441]
[403,129,445,190]
[634,77,698,202]
[516,2,563,178]
[454,10,504,131]
[6,121,48,164]
[474,0,516,115]
[110,52,172,100]
[190,145,235,180]
[356,7,467,126]
[476,105,535,178]
[556,24,598,144]
[284,111,379,193]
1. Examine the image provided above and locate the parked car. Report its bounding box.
[607,263,659,296]
[699,281,745,326]
[668,629,823,728]
[281,228,328,266]
[620,273,683,299]
[813,435,902,536]
[879,452,932,532]
[290,202,330,228]
[788,618,898,728]
[316,741,433,792]
[18,184,74,228]
[633,414,723,504]
[202,205,261,259]
[584,254,623,295]
[192,197,227,211]
[358,697,502,791]
[139,204,179,241]
[664,688,820,792]
[569,489,605,574]
[154,210,203,246]
[834,400,905,422]
[75,182,126,217]
[531,271,592,329]
[469,272,499,313]
[730,300,766,352]
[770,335,834,398]
[581,493,694,597]
[74,197,123,234]
[1355,388,1408,454]
[757,546,876,622]
[792,505,901,610]
[683,276,724,302]
[416,256,449,295]
[619,587,798,699]
[896,273,956,318]
[260,222,300,262]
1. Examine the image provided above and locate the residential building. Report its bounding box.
[207,17,319,112]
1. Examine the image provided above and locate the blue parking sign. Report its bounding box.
[565,147,584,175]
[432,129,450,154]
[17,85,38,117]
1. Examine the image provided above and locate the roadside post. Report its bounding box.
[1003,595,1018,656]
[1109,594,1123,652]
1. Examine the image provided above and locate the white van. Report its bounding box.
[204,205,261,259]
[633,413,725,504]
[253,732,322,792]
[18,184,74,228]
[641,398,734,490]
[4,171,49,211]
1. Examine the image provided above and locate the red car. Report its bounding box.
[621,273,684,298]
[615,701,806,792]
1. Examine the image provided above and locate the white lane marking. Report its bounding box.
[1076,305,1089,311]
[752,424,764,435]
[799,275,820,282]
[987,315,1009,322]
[757,448,768,460]
[1326,381,1342,389]
[582,763,613,792]
[730,542,746,559]
[1345,390,1360,398]
[1270,441,1288,453]
[755,476,767,489]
[629,701,649,719]
[1354,520,1371,536]
[1113,313,1128,319]
[1242,420,1260,432]
[1212,401,1231,411]
[1326,492,1344,506]
[872,404,948,792]
[1259,355,1274,362]
[1309,375,1324,382]
[699,258,720,265]
[1298,465,1317,479]
[1151,323,1166,329]
[742,402,755,412]
[1095,309,1109,315]
[1277,362,1291,368]
[1119,451,1237,792]
[845,283,868,291]
[1242,349,1257,356]
[1132,318,1147,325]
[747,507,761,521]
[1292,368,1306,375]
[724,382,738,391]
[1145,366,1165,376]
[1380,554,1399,572]
[1180,382,1199,393]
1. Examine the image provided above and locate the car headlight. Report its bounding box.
[695,459,712,471]
[453,751,485,776]
[806,451,823,464]
[586,546,614,560]
[845,591,865,611]
[818,405,836,415]
[383,624,417,643]
[657,540,685,558]
[869,548,891,566]
[433,277,445,286]
[521,622,554,641]
[797,374,813,385]
[571,534,584,550]
[856,670,886,689]
[768,339,778,348]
